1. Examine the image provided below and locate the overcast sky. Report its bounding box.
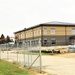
[0,0,75,37]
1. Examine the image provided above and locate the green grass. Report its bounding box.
[0,60,31,75]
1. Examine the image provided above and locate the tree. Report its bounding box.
[1,34,5,39]
[6,35,12,43]
[0,34,6,44]
[0,37,1,44]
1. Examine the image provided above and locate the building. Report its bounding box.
[14,21,75,47]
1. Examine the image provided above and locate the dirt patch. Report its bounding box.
[19,66,50,75]
[54,53,75,58]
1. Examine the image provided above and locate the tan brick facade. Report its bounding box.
[14,22,75,46]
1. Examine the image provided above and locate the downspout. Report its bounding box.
[20,32,21,45]
[41,25,43,46]
[24,30,26,67]
[65,25,67,45]
[24,28,26,45]
[32,28,34,46]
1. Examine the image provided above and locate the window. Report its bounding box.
[44,28,47,34]
[30,32,32,36]
[19,34,20,39]
[36,30,38,35]
[40,29,41,35]
[31,41,33,46]
[28,32,30,37]
[25,42,27,46]
[51,39,56,44]
[35,31,37,35]
[72,28,75,34]
[21,33,23,38]
[28,33,29,37]
[35,40,39,46]
[31,41,35,46]
[26,32,28,37]
[28,41,30,46]
[34,30,37,36]
[50,28,55,34]
[44,40,47,45]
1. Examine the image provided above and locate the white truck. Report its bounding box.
[68,44,75,52]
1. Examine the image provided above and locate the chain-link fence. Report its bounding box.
[0,40,42,72]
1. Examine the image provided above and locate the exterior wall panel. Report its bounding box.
[42,36,66,46]
[14,24,75,46]
[66,26,75,35]
[43,26,65,36]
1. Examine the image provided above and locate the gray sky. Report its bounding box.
[0,0,75,37]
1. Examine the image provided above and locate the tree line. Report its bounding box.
[0,34,13,44]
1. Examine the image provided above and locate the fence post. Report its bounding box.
[0,49,1,59]
[6,43,9,60]
[28,46,29,67]
[17,43,18,62]
[31,46,32,65]
[23,42,26,67]
[30,41,32,66]
[39,40,42,73]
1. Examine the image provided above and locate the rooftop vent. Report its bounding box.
[24,28,26,30]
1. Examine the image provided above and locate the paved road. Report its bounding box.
[1,51,75,75]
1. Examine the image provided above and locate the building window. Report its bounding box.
[25,42,27,46]
[44,28,47,34]
[40,29,41,35]
[26,33,28,37]
[72,28,75,34]
[50,28,55,34]
[31,41,33,46]
[21,34,22,38]
[30,32,32,37]
[27,41,30,46]
[35,40,39,46]
[19,34,20,39]
[44,40,47,45]
[51,39,56,44]
[27,32,29,37]
[34,30,35,35]
[35,31,37,35]
[31,41,34,46]
[36,30,38,35]
[28,32,30,37]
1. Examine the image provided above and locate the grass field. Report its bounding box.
[0,60,31,75]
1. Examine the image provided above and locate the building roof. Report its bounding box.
[42,21,75,25]
[14,21,75,34]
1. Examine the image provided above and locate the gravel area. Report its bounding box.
[1,51,75,75]
[42,55,75,75]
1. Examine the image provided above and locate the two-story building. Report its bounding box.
[14,21,75,47]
